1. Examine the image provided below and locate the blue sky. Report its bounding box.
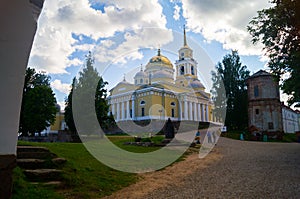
[28,0,275,110]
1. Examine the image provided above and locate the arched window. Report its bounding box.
[170,102,176,106]
[141,108,145,117]
[180,66,184,75]
[171,108,175,117]
[140,100,146,105]
[140,79,143,84]
[135,79,137,84]
[191,66,195,75]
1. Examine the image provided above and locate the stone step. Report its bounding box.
[31,181,64,187]
[17,146,50,153]
[17,151,57,159]
[17,158,67,169]
[17,159,49,169]
[24,169,63,182]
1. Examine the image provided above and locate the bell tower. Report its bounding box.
[175,25,198,86]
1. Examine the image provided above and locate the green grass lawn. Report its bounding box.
[13,136,168,199]
[222,131,299,142]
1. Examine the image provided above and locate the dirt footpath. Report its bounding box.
[103,138,300,199]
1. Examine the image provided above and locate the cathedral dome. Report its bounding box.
[134,70,147,78]
[152,70,173,79]
[146,49,173,69]
[189,79,205,89]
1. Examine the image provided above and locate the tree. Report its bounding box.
[211,51,250,130]
[64,77,77,133]
[248,0,300,105]
[19,68,57,136]
[65,52,110,137]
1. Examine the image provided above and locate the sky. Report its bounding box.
[28,0,277,110]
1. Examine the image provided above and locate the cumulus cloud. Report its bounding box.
[94,28,173,65]
[173,4,181,20]
[57,101,66,112]
[181,0,273,56]
[29,0,172,74]
[50,79,71,94]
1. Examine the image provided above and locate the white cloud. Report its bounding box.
[94,28,173,65]
[173,4,181,20]
[57,101,66,112]
[50,79,71,94]
[181,0,273,56]
[29,0,171,74]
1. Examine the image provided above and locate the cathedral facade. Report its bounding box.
[107,28,214,123]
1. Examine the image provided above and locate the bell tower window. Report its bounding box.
[191,66,195,75]
[180,66,184,75]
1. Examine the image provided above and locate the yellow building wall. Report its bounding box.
[50,114,64,131]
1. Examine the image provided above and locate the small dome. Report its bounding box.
[152,70,173,79]
[134,70,147,78]
[189,79,205,89]
[118,79,133,86]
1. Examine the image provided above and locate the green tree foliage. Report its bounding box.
[19,68,57,136]
[211,51,250,130]
[248,0,300,105]
[65,52,110,137]
[64,77,77,133]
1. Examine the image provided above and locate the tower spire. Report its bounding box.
[183,24,187,46]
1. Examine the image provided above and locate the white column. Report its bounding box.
[111,102,115,117]
[116,102,120,121]
[121,101,125,121]
[184,100,188,120]
[131,97,135,120]
[201,104,204,121]
[126,100,130,120]
[189,101,193,121]
[193,102,197,121]
[197,103,201,121]
[206,104,209,122]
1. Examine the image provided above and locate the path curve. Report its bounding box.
[103,137,300,199]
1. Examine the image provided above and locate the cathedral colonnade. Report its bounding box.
[179,99,209,122]
[108,94,210,122]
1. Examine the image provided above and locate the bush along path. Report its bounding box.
[16,146,67,187]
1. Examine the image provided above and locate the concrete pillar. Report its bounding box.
[0,1,44,198]
[184,100,188,120]
[206,104,209,122]
[189,101,193,121]
[111,102,115,117]
[131,96,135,120]
[193,102,197,121]
[201,104,204,121]
[121,101,125,121]
[179,101,183,121]
[126,100,130,120]
[197,103,201,121]
[116,102,120,121]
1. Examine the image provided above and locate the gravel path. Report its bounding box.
[104,138,300,199]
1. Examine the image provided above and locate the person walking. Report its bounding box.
[195,130,201,144]
[207,131,212,144]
